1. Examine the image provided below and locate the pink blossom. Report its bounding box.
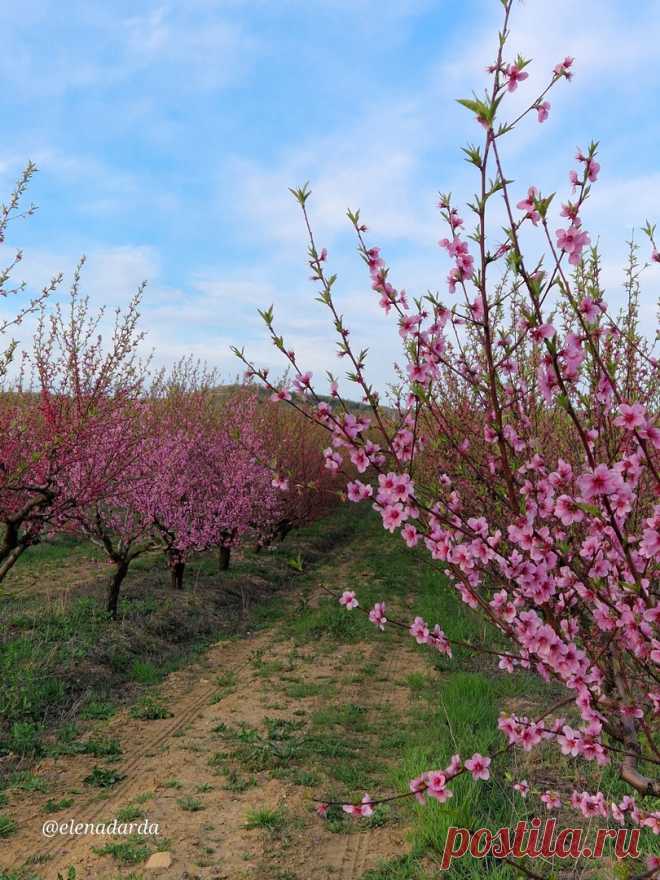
[614,402,646,431]
[640,526,660,559]
[339,590,359,610]
[578,296,601,322]
[426,770,453,803]
[536,101,550,123]
[640,813,660,834]
[382,503,407,532]
[293,371,313,393]
[553,56,574,78]
[401,523,420,547]
[555,223,590,265]
[465,753,491,781]
[346,480,373,502]
[399,315,421,338]
[586,159,600,182]
[343,793,374,817]
[513,780,529,798]
[541,790,561,810]
[516,187,540,225]
[505,64,528,92]
[448,209,464,229]
[349,447,370,473]
[554,495,584,526]
[445,754,462,776]
[410,616,429,644]
[369,601,387,630]
[323,447,343,473]
[577,464,623,500]
[409,773,428,804]
[558,725,580,757]
[428,623,452,657]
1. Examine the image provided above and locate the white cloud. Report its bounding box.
[122,5,256,90]
[0,1,257,98]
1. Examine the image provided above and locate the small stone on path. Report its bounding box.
[146,851,173,869]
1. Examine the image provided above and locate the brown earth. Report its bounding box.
[1,609,429,880]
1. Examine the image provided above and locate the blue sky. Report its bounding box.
[2,0,659,393]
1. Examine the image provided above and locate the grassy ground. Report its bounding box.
[0,507,656,879]
[0,511,353,763]
[277,513,529,879]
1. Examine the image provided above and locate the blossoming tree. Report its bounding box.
[143,373,279,589]
[252,390,342,548]
[235,0,660,860]
[0,260,147,585]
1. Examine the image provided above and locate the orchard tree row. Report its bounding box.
[0,172,338,616]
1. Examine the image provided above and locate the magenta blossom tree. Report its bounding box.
[65,422,158,618]
[203,389,280,573]
[0,261,147,585]
[235,0,659,861]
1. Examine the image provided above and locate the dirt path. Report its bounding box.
[2,579,429,879]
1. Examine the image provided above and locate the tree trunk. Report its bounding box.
[107,560,129,619]
[0,540,28,582]
[219,545,231,571]
[0,519,29,582]
[170,560,185,590]
[277,519,293,542]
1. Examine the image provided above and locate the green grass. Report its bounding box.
[222,769,256,792]
[82,736,122,758]
[83,766,126,788]
[50,733,123,759]
[0,814,17,837]
[161,778,182,789]
[43,797,74,813]
[116,804,145,822]
[93,835,151,864]
[129,695,171,720]
[6,771,50,793]
[79,699,116,720]
[274,512,522,876]
[177,795,205,812]
[0,506,355,756]
[360,855,429,880]
[130,660,161,685]
[284,681,334,699]
[5,506,650,875]
[244,807,287,833]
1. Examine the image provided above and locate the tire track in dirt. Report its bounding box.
[5,631,426,880]
[316,636,427,880]
[5,631,274,873]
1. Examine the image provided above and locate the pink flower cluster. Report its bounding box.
[439,234,474,294]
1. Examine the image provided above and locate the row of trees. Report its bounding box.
[0,175,338,616]
[236,0,660,859]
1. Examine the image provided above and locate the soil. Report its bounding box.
[2,607,429,879]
